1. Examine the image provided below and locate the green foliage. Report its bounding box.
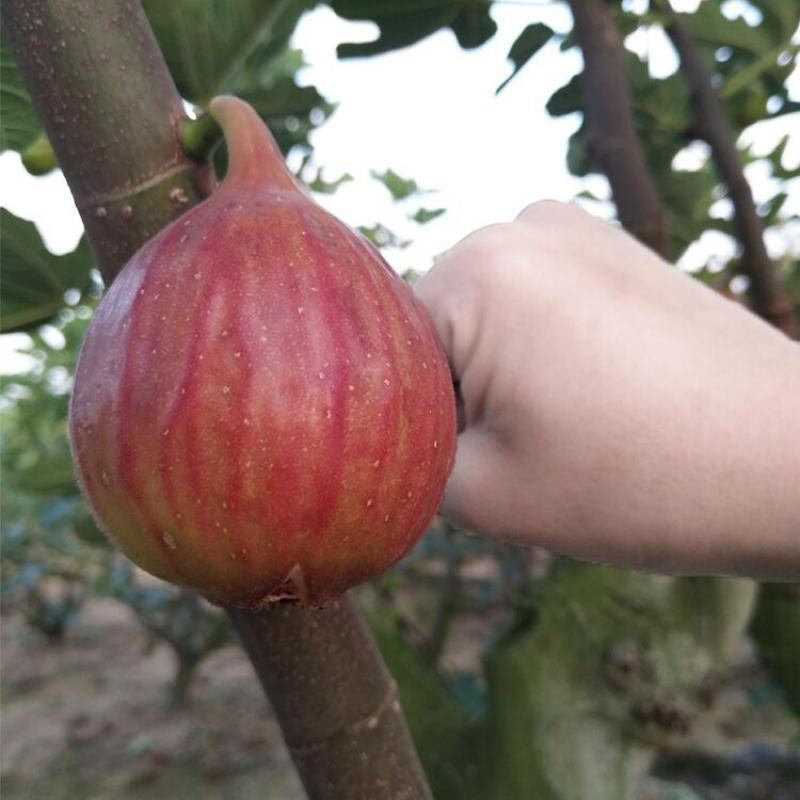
[0,37,41,154]
[329,0,497,57]
[141,0,315,105]
[481,564,757,800]
[750,583,800,717]
[0,311,108,645]
[371,167,427,201]
[236,48,335,156]
[367,168,447,239]
[496,22,554,94]
[0,494,97,625]
[549,0,800,266]
[305,166,354,193]
[358,222,410,249]
[142,0,334,156]
[410,207,446,224]
[1,314,88,494]
[362,587,483,800]
[0,210,95,334]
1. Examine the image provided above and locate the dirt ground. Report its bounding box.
[1,599,305,800]
[2,597,798,800]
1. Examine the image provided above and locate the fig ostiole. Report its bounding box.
[69,95,456,608]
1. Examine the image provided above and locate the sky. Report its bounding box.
[0,0,798,373]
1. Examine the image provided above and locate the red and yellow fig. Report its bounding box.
[69,96,456,607]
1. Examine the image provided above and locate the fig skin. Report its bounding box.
[69,96,456,607]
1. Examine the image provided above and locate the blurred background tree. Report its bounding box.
[1,1,798,799]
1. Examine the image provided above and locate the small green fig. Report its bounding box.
[69,96,456,607]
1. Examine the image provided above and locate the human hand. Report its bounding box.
[414,201,800,578]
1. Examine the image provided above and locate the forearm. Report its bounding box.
[498,289,800,579]
[565,334,800,578]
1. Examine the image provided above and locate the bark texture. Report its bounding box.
[661,1,797,337]
[228,597,433,800]
[566,0,667,255]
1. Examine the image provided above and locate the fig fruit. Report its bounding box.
[69,96,456,607]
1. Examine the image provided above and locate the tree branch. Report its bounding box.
[565,0,667,256]
[4,3,432,797]
[659,1,796,337]
[228,596,433,800]
[2,0,210,285]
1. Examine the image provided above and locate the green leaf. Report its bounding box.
[306,168,353,194]
[758,191,788,227]
[719,43,799,102]
[371,168,426,201]
[358,223,410,249]
[330,0,496,58]
[546,73,582,117]
[0,209,93,333]
[749,0,800,43]
[764,135,800,181]
[566,124,591,177]
[680,1,773,57]
[497,23,554,94]
[410,207,445,224]
[629,69,692,135]
[142,0,314,105]
[361,592,481,800]
[449,2,499,50]
[574,189,604,202]
[0,39,42,154]
[239,74,334,154]
[242,76,326,117]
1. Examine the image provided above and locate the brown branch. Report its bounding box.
[1,0,210,285]
[228,597,432,800]
[4,3,432,798]
[660,1,797,337]
[565,0,667,256]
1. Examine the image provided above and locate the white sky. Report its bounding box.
[0,1,798,373]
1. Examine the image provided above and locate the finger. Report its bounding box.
[413,258,458,365]
[439,427,515,540]
[515,198,588,227]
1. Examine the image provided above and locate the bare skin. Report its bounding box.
[414,201,800,579]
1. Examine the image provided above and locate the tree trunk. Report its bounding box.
[566,0,667,255]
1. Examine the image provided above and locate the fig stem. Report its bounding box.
[209,95,300,193]
[179,112,223,162]
[227,595,433,800]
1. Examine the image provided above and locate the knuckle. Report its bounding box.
[516,199,586,227]
[452,222,526,270]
